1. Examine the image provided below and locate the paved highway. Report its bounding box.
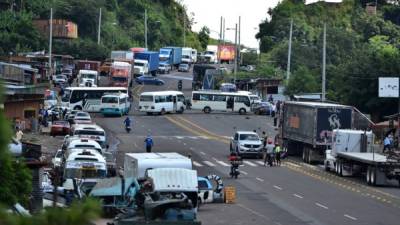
[95,69,400,225]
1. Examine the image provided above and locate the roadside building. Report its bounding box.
[235,78,285,101]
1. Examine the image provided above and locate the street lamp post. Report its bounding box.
[145,9,148,49]
[48,8,53,81]
[226,25,238,84]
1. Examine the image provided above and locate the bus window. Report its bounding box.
[166,95,173,102]
[200,94,212,101]
[102,96,118,104]
[235,96,251,107]
[140,95,153,102]
[213,95,226,102]
[192,93,200,100]
[178,95,185,102]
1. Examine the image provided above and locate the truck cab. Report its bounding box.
[110,61,132,87]
[134,59,149,77]
[78,70,98,87]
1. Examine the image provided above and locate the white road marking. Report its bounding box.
[176,136,184,139]
[216,161,230,167]
[193,161,203,167]
[188,136,199,140]
[241,170,248,175]
[273,185,283,190]
[200,151,206,155]
[293,194,304,199]
[344,214,357,221]
[189,147,194,150]
[285,162,301,168]
[255,161,265,166]
[134,142,138,148]
[199,136,210,139]
[183,142,187,146]
[256,177,264,182]
[243,161,257,167]
[315,203,329,210]
[203,161,215,167]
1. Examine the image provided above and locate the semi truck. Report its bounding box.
[280,101,353,163]
[78,69,98,87]
[204,45,218,64]
[159,47,182,69]
[110,61,132,87]
[325,129,400,187]
[218,45,235,64]
[75,60,100,77]
[123,152,192,179]
[182,47,193,64]
[134,51,159,77]
[192,64,216,90]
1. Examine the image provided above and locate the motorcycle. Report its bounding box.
[125,125,131,133]
[229,160,241,179]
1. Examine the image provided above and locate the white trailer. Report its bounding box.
[123,152,192,178]
[325,129,400,187]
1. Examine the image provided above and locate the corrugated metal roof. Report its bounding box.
[147,168,198,192]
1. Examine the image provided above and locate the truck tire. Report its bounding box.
[366,167,371,185]
[370,167,376,186]
[204,107,211,114]
[302,149,307,163]
[338,161,343,177]
[307,149,312,164]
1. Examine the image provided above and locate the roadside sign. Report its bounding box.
[224,186,236,204]
[379,77,399,98]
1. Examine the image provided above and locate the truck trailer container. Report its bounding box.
[281,101,353,163]
[192,64,216,90]
[159,47,182,69]
[218,45,235,64]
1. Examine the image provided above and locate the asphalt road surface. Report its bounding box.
[94,69,400,225]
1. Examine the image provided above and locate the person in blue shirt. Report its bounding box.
[124,117,132,131]
[144,135,154,153]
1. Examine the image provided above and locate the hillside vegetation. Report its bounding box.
[256,0,400,120]
[0,0,201,60]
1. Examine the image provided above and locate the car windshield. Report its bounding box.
[135,62,145,67]
[56,75,65,79]
[82,74,96,79]
[74,130,105,136]
[55,151,63,158]
[76,112,89,117]
[112,76,127,82]
[102,97,119,104]
[240,134,259,141]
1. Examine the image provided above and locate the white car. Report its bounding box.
[73,111,92,123]
[67,138,103,154]
[230,131,263,158]
[54,75,68,85]
[52,149,63,168]
[158,63,171,74]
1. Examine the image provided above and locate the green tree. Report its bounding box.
[198,26,210,50]
[285,66,319,96]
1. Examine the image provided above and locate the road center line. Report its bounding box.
[256,177,264,182]
[241,170,248,175]
[344,214,357,221]
[273,185,283,190]
[200,151,206,155]
[315,202,329,210]
[193,161,203,167]
[293,194,304,199]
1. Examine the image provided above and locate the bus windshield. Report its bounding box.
[102,97,119,104]
[140,95,153,102]
[82,74,96,79]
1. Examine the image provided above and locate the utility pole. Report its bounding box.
[145,9,148,49]
[286,19,293,81]
[97,8,102,45]
[238,16,241,65]
[218,16,222,70]
[234,23,238,84]
[183,16,186,47]
[222,18,225,46]
[48,8,53,80]
[322,22,327,102]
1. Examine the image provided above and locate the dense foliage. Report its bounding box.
[1,0,202,59]
[256,0,400,120]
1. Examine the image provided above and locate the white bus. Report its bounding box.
[191,90,251,114]
[100,93,131,117]
[139,91,186,115]
[61,87,128,112]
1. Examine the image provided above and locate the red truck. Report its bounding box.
[218,45,235,64]
[110,61,132,87]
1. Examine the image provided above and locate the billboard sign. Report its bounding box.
[379,77,399,98]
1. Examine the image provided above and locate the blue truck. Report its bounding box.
[159,47,182,70]
[134,51,160,77]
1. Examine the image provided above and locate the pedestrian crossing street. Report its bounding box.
[192,159,267,168]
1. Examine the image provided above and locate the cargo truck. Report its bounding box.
[75,60,100,77]
[182,47,193,65]
[111,51,134,62]
[218,45,235,64]
[110,61,132,87]
[324,129,400,187]
[159,47,182,69]
[192,64,216,90]
[280,101,353,163]
[134,51,159,77]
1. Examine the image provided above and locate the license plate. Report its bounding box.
[250,148,255,151]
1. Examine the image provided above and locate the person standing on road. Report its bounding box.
[262,131,268,149]
[275,144,282,166]
[144,135,154,153]
[264,139,275,167]
[383,135,392,152]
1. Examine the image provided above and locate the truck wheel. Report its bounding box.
[307,150,312,164]
[338,162,343,177]
[335,162,339,174]
[366,167,371,185]
[324,162,330,172]
[302,150,306,163]
[204,107,211,114]
[370,167,376,186]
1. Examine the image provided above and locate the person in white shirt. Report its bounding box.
[15,128,24,141]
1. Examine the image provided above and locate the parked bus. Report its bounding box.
[191,90,251,114]
[61,87,127,112]
[138,91,186,115]
[100,93,131,117]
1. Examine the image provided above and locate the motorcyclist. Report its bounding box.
[124,116,132,130]
[228,152,241,177]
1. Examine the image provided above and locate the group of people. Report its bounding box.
[261,131,285,167]
[124,116,154,153]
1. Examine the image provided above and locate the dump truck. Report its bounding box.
[281,101,353,163]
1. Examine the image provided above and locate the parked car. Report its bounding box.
[50,120,71,136]
[135,76,165,85]
[52,149,63,168]
[230,131,263,158]
[158,63,171,74]
[66,110,80,124]
[47,105,69,118]
[252,102,273,115]
[178,63,190,72]
[62,68,73,78]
